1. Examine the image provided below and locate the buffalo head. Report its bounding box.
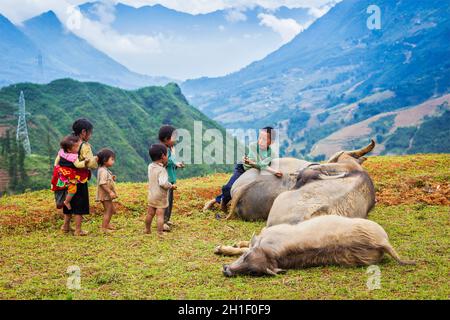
[222,240,285,277]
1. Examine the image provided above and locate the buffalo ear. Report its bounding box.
[250,234,259,247]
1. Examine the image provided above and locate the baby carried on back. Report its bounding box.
[51,135,91,209]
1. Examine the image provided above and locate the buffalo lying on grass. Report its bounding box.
[219,215,415,277]
[215,140,414,276]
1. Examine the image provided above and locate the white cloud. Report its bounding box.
[307,2,336,18]
[0,0,85,24]
[257,13,303,42]
[0,0,341,78]
[122,0,341,15]
[0,1,341,21]
[60,2,161,58]
[224,8,247,23]
[89,0,116,25]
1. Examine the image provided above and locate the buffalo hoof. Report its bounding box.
[214,245,222,255]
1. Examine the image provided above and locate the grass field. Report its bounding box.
[0,154,449,300]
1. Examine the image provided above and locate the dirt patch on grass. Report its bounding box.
[365,155,449,206]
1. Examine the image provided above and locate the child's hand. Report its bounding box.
[171,184,178,190]
[274,171,283,178]
[110,191,118,199]
[245,158,256,166]
[112,175,116,181]
[176,162,185,169]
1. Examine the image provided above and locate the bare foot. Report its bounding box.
[202,198,217,212]
[107,224,117,230]
[74,230,88,236]
[101,228,114,234]
[144,229,151,235]
[157,232,165,239]
[64,200,72,210]
[60,225,74,234]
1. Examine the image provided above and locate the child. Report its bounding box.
[95,148,118,233]
[53,135,89,210]
[145,144,177,236]
[205,127,282,213]
[158,125,184,231]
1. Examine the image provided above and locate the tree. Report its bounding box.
[1,129,30,193]
[18,142,28,192]
[8,131,18,191]
[47,127,54,175]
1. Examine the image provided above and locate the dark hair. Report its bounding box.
[72,118,93,136]
[158,125,176,142]
[149,144,168,161]
[261,126,276,141]
[97,148,115,166]
[60,135,81,153]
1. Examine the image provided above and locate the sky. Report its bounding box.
[0,0,340,79]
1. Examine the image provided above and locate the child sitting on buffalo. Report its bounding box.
[205,126,282,214]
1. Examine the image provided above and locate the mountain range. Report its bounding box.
[181,0,450,159]
[78,2,323,79]
[0,11,169,89]
[1,0,449,164]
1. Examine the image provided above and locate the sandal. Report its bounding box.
[74,230,88,237]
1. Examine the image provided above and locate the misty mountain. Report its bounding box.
[79,2,321,79]
[0,14,41,87]
[181,0,450,158]
[0,11,170,89]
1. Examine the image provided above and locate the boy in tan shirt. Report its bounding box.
[145,144,177,236]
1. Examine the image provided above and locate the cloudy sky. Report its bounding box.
[0,0,339,79]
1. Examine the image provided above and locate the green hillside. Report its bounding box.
[0,79,231,189]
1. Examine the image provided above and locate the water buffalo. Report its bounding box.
[267,145,376,227]
[220,215,415,277]
[227,158,313,221]
[226,140,376,221]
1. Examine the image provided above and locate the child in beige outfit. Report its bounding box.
[96,148,118,233]
[145,144,177,236]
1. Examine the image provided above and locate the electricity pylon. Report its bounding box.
[16,91,31,155]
